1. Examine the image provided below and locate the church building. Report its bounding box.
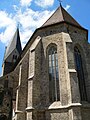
[0,5,90,120]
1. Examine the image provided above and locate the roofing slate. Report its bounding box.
[42,5,82,28]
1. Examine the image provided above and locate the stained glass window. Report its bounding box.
[48,46,60,102]
[74,47,87,101]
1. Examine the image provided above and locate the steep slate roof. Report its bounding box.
[42,5,82,28]
[21,5,88,59]
[4,28,22,61]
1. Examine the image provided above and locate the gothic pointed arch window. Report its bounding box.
[74,46,87,101]
[48,45,60,102]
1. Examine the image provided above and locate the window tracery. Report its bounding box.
[48,45,60,102]
[74,46,87,101]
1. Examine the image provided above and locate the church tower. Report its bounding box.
[2,28,22,75]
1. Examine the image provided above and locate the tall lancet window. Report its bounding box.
[74,46,87,101]
[48,45,60,102]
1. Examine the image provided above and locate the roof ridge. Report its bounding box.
[59,6,64,21]
[41,5,82,28]
[60,6,81,27]
[41,7,59,27]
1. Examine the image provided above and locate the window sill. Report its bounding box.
[48,101,61,109]
[68,69,76,73]
[28,75,34,80]
[26,107,34,112]
[15,110,23,114]
[48,102,82,110]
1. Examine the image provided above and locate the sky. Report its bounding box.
[0,0,90,75]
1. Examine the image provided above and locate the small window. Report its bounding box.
[74,46,87,101]
[0,91,4,105]
[13,55,17,62]
[48,45,60,102]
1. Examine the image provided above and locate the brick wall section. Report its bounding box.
[82,108,90,120]
[0,77,12,119]
[50,110,69,120]
[14,51,29,120]
[66,25,90,102]
[33,40,41,107]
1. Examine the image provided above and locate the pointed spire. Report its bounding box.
[4,28,22,61]
[41,5,82,28]
[16,28,22,54]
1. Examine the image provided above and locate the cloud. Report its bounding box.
[20,29,33,48]
[16,8,54,48]
[0,24,16,45]
[0,10,17,44]
[0,11,14,28]
[64,5,71,11]
[35,0,54,8]
[17,8,54,29]
[13,5,19,12]
[20,0,32,7]
[0,5,54,48]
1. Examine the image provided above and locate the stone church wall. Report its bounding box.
[0,21,90,120]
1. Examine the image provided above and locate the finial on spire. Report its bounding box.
[57,0,62,6]
[17,22,20,33]
[17,22,19,29]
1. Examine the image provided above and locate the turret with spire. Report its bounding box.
[2,28,22,75]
